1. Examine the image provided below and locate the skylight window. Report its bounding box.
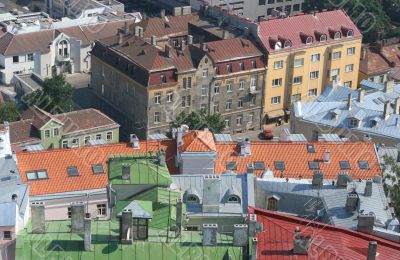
[26,170,48,180]
[340,161,351,170]
[308,161,320,170]
[307,144,315,153]
[254,161,265,170]
[274,161,285,171]
[358,161,369,170]
[226,161,237,171]
[67,166,79,177]
[92,164,104,174]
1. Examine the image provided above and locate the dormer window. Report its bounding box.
[320,35,327,42]
[58,40,69,57]
[334,32,341,40]
[267,195,279,211]
[274,41,282,50]
[284,40,292,48]
[347,30,354,37]
[227,195,241,203]
[186,194,200,203]
[306,37,313,44]
[370,119,379,127]
[160,74,167,83]
[349,118,359,127]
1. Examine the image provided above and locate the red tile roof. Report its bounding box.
[360,42,400,75]
[251,208,400,260]
[258,10,362,53]
[16,141,177,196]
[179,130,217,152]
[2,119,40,146]
[215,141,381,179]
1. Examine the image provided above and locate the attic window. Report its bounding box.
[226,161,237,170]
[227,195,241,203]
[274,161,285,171]
[308,161,320,170]
[307,144,315,153]
[284,40,292,48]
[306,37,313,44]
[340,161,351,170]
[347,30,354,37]
[320,35,327,42]
[254,161,265,170]
[358,160,370,170]
[67,166,79,177]
[334,32,341,40]
[26,170,48,180]
[92,164,104,174]
[187,194,200,203]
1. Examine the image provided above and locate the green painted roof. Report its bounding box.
[108,155,172,186]
[16,220,243,260]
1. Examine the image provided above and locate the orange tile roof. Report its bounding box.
[215,141,381,179]
[16,141,177,196]
[179,130,217,152]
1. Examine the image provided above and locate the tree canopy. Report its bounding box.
[171,110,225,133]
[0,101,20,122]
[22,74,74,114]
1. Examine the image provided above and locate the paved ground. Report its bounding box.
[65,73,100,109]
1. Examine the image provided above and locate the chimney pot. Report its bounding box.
[251,237,258,260]
[345,193,359,212]
[312,171,323,188]
[358,212,376,233]
[187,35,193,45]
[160,9,165,19]
[202,224,218,246]
[201,42,208,52]
[395,97,400,115]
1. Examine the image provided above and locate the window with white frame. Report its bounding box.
[308,88,317,97]
[250,95,256,105]
[97,204,107,216]
[293,76,303,85]
[106,132,113,141]
[239,80,245,90]
[62,140,68,148]
[214,103,219,113]
[329,68,340,81]
[58,40,69,57]
[345,64,354,73]
[334,32,341,40]
[224,118,231,128]
[310,71,319,79]
[84,136,91,144]
[344,81,352,88]
[226,82,233,92]
[236,116,243,126]
[311,53,320,62]
[160,74,167,83]
[72,138,80,145]
[202,69,208,77]
[167,91,173,102]
[274,60,284,69]
[349,118,359,127]
[293,58,304,67]
[154,92,161,104]
[271,96,281,104]
[251,60,256,68]
[227,64,232,73]
[250,76,257,87]
[214,84,220,94]
[201,85,208,96]
[181,96,186,107]
[154,112,161,123]
[226,99,232,110]
[272,78,282,87]
[239,62,245,70]
[249,113,254,122]
[95,134,101,140]
[332,51,341,60]
[27,53,34,62]
[347,47,356,56]
[238,98,243,108]
[44,129,50,138]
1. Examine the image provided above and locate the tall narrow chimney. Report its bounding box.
[347,93,352,110]
[383,101,391,120]
[312,171,323,188]
[345,193,359,212]
[120,209,133,244]
[201,42,208,52]
[180,40,186,51]
[358,89,365,103]
[118,32,123,45]
[385,80,394,94]
[151,35,157,46]
[233,224,248,246]
[367,241,378,260]
[395,97,400,115]
[165,44,172,58]
[364,179,373,196]
[187,35,193,45]
[31,202,46,234]
[158,149,166,167]
[293,227,310,255]
[175,199,183,237]
[249,214,257,237]
[160,9,165,19]
[84,217,92,251]
[71,201,85,233]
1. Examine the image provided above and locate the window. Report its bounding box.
[349,118,359,127]
[329,68,340,81]
[53,128,59,136]
[92,164,104,174]
[3,231,11,240]
[68,207,72,218]
[332,51,342,60]
[202,69,208,77]
[293,76,303,85]
[347,47,356,56]
[13,56,19,63]
[293,58,304,67]
[106,132,113,141]
[227,64,232,73]
[292,94,301,102]
[58,40,69,57]
[307,144,315,153]
[320,35,327,42]
[274,60,284,69]
[183,77,192,89]
[259,0,266,5]
[27,53,34,62]
[226,161,237,170]
[239,62,245,70]
[308,161,320,170]
[308,88,317,97]
[181,96,186,107]
[226,82,233,92]
[236,116,243,126]
[201,85,208,96]
[238,98,243,108]
[227,195,241,203]
[62,140,68,148]
[340,161,351,170]
[306,37,313,44]
[254,161,265,170]
[154,112,161,123]
[224,118,231,128]
[345,64,354,73]
[67,166,79,177]
[187,195,199,203]
[271,96,281,104]
[214,85,220,94]
[44,129,50,138]
[250,76,257,87]
[251,60,256,68]
[26,170,48,180]
[160,74,167,83]
[293,4,300,11]
[239,80,245,90]
[334,32,341,40]
[311,53,320,62]
[153,92,161,105]
[358,160,369,170]
[83,136,90,145]
[167,91,173,102]
[97,204,107,216]
[344,81,352,88]
[226,99,232,110]
[267,197,278,211]
[272,78,282,87]
[284,40,292,48]
[213,103,219,113]
[310,71,319,79]
[95,134,101,140]
[274,161,285,170]
[250,95,256,106]
[347,30,354,37]
[186,95,191,106]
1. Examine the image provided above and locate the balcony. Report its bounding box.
[249,85,259,94]
[56,54,70,62]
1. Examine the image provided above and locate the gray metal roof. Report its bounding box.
[147,133,169,140]
[360,80,385,91]
[171,174,251,216]
[214,134,233,142]
[117,201,152,219]
[256,177,392,230]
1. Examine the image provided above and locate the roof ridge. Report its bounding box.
[195,131,215,151]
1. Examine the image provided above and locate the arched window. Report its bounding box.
[58,40,69,57]
[274,42,282,50]
[186,194,200,203]
[227,195,241,203]
[334,32,341,40]
[284,40,292,48]
[267,197,278,211]
[306,37,313,44]
[347,30,354,37]
[320,35,327,42]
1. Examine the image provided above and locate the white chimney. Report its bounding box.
[130,134,140,149]
[347,93,352,110]
[383,101,391,120]
[358,89,365,103]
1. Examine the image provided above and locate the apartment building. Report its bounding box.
[91,29,265,138]
[191,0,304,21]
[257,10,362,123]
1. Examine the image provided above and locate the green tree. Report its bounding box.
[382,0,400,23]
[0,101,20,122]
[22,74,74,113]
[171,110,225,133]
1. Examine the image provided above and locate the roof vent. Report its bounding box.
[345,193,359,212]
